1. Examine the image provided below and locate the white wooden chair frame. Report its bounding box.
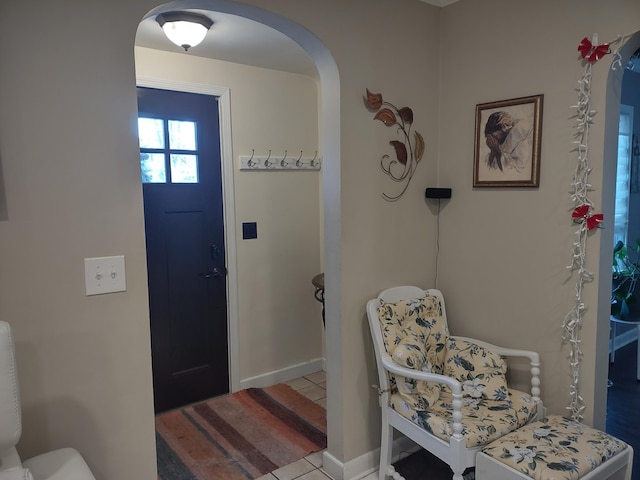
[366,286,544,480]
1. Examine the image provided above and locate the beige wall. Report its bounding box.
[0,2,156,479]
[135,47,324,382]
[1,0,639,479]
[437,0,640,424]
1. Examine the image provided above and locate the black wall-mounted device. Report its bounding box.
[425,188,452,199]
[242,222,258,239]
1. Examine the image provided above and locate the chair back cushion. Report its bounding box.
[443,337,508,400]
[0,322,22,454]
[377,294,448,408]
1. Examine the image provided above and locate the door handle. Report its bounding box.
[200,266,227,278]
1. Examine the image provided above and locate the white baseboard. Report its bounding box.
[321,450,344,480]
[239,357,325,390]
[322,436,419,480]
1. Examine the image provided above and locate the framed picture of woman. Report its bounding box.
[473,94,543,187]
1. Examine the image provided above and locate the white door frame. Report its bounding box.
[596,32,640,430]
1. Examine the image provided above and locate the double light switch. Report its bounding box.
[84,255,126,296]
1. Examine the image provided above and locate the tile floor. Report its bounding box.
[263,342,640,480]
[257,351,640,480]
[256,371,383,480]
[256,371,338,480]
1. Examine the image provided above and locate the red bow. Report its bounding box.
[578,37,609,63]
[572,204,603,230]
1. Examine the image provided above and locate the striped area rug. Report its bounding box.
[156,383,327,479]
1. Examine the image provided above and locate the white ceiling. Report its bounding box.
[136,2,459,78]
[136,11,319,77]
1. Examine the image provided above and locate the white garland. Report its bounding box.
[564,59,594,422]
[564,32,637,421]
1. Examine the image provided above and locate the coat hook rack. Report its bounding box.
[239,149,321,171]
[263,150,275,168]
[246,149,258,168]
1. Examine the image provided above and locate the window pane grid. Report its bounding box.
[138,118,165,149]
[168,120,197,151]
[140,152,166,183]
[171,154,199,183]
[614,105,634,246]
[138,117,200,184]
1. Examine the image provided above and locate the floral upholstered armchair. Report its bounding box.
[366,287,544,480]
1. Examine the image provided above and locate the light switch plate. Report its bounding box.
[84,255,126,296]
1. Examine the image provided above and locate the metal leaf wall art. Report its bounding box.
[365,88,425,201]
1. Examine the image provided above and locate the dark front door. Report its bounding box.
[137,87,229,413]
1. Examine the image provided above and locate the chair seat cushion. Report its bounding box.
[480,415,628,479]
[390,388,538,447]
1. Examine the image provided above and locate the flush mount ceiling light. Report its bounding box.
[156,12,213,51]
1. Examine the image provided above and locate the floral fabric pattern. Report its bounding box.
[481,415,628,479]
[444,337,508,400]
[377,295,448,408]
[377,294,448,370]
[376,292,539,449]
[390,388,537,448]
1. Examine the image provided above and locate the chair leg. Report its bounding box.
[451,469,465,480]
[379,421,394,480]
[624,446,633,480]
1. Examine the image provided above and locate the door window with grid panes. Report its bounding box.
[138,117,199,183]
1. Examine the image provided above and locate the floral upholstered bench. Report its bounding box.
[476,415,633,480]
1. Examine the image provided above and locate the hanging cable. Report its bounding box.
[434,198,441,288]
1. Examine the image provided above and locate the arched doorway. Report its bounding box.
[135,0,343,472]
[597,30,640,465]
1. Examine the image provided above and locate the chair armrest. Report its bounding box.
[452,336,541,402]
[380,351,462,394]
[452,336,540,363]
[379,352,465,440]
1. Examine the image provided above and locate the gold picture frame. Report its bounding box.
[473,94,543,187]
